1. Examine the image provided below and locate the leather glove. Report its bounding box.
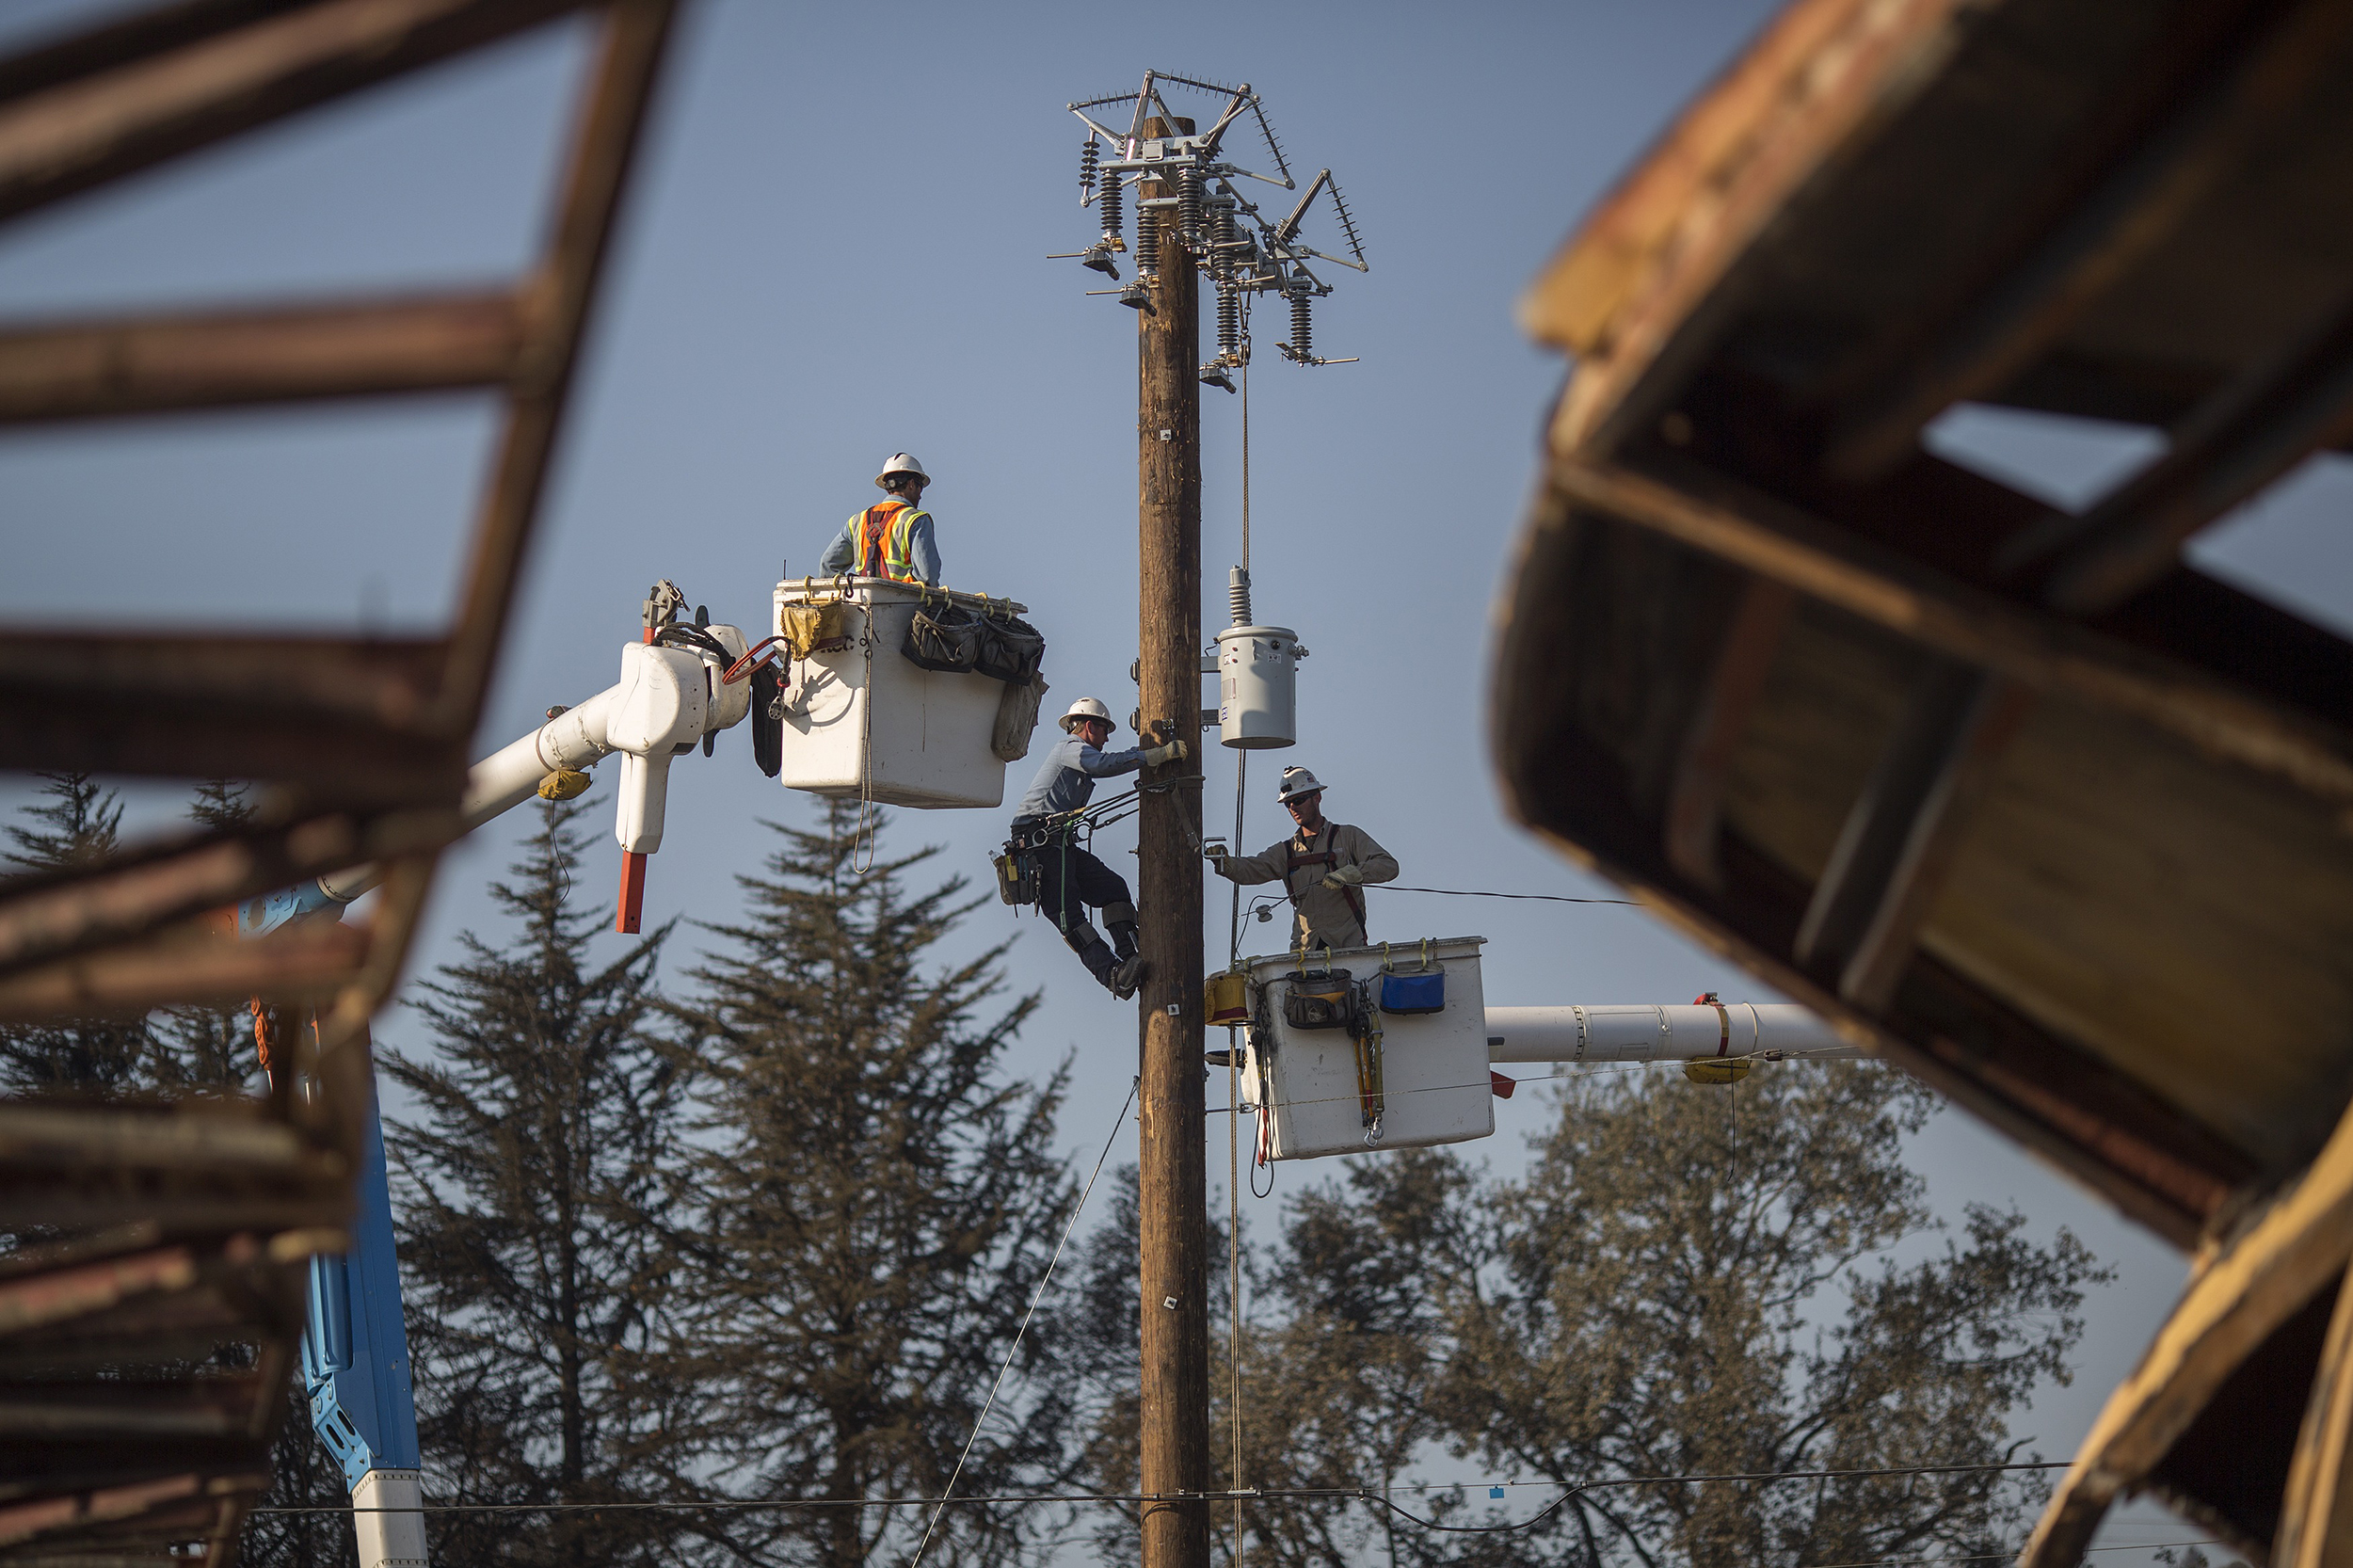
[1202,843,1228,865]
[1142,738,1190,767]
[1321,863,1366,890]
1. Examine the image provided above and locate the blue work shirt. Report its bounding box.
[818,502,941,585]
[1015,731,1147,820]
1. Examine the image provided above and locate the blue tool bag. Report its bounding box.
[1378,943,1447,1014]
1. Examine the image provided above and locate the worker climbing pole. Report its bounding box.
[1060,72,1367,1568]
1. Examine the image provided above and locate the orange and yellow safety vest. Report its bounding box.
[850,498,928,582]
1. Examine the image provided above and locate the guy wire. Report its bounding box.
[907,1078,1139,1567]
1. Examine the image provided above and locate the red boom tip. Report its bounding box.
[617,851,648,935]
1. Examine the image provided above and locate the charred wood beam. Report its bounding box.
[0,290,530,423]
[2020,1094,2353,1568]
[1663,577,1795,890]
[0,632,466,793]
[1554,457,2353,805]
[435,0,676,733]
[1794,662,2032,1011]
[1999,291,2353,613]
[0,1461,267,1550]
[1822,0,2353,482]
[0,914,367,1021]
[2275,1260,2353,1568]
[1492,517,2251,1238]
[0,808,449,982]
[0,0,587,226]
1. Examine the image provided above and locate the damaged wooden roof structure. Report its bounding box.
[1493,0,2353,1560]
[0,1,676,1561]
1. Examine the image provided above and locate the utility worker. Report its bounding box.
[1208,765,1398,953]
[1009,697,1188,998]
[819,453,941,584]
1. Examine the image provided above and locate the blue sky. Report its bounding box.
[10,1,2351,1557]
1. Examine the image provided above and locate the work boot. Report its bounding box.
[1080,937,1123,993]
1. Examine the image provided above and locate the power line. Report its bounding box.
[1795,1539,2223,1568]
[1369,885,1641,905]
[1368,1460,2071,1536]
[252,1458,2069,1519]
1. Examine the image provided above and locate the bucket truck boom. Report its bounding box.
[240,587,751,1568]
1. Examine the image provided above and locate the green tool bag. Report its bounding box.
[1282,968,1357,1031]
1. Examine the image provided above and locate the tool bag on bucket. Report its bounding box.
[903,599,983,673]
[1376,941,1448,1015]
[779,600,856,661]
[1282,966,1358,1031]
[974,611,1047,684]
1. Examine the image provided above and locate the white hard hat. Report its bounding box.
[1276,765,1324,803]
[1060,696,1114,733]
[876,452,930,488]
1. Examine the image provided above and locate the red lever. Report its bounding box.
[1489,1071,1517,1099]
[617,851,648,935]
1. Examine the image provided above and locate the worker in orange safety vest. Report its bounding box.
[818,453,942,584]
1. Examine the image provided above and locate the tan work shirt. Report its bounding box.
[1216,821,1399,952]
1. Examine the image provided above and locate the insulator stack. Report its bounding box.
[1289,292,1312,360]
[1217,282,1240,357]
[1080,138,1097,197]
[1135,208,1159,274]
[1177,165,1203,249]
[1228,566,1254,629]
[1209,200,1234,280]
[1099,171,1123,246]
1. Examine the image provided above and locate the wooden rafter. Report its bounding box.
[0,1,681,1560]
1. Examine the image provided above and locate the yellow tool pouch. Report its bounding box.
[779,600,855,660]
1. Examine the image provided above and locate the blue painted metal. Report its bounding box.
[300,1091,421,1491]
[238,878,342,939]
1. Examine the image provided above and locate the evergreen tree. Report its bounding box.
[669,804,1075,1568]
[383,794,699,1568]
[241,1411,357,1568]
[156,778,263,1090]
[0,772,160,1089]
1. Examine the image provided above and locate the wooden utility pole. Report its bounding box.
[1134,114,1209,1568]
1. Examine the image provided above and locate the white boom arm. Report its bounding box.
[303,627,752,927]
[1483,1003,1865,1064]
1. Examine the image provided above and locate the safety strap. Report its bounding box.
[857,500,918,579]
[1286,829,1367,930]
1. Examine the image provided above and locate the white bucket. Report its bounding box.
[1239,936,1494,1160]
[770,578,1023,809]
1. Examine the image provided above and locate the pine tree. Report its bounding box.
[382,793,699,1568]
[0,772,160,1089]
[155,778,264,1091]
[669,803,1076,1568]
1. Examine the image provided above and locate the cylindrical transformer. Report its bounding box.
[1215,624,1305,749]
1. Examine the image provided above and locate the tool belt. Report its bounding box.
[998,814,1079,907]
[993,845,1039,907]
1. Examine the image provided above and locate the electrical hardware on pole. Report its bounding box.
[1063,72,1367,383]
